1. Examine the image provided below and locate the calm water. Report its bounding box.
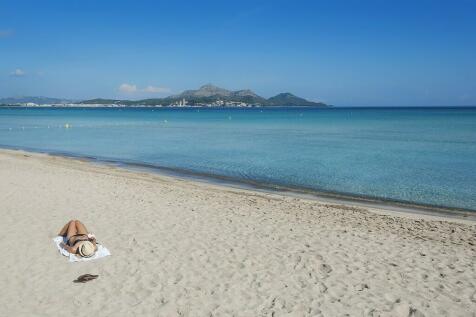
[1,107,475,210]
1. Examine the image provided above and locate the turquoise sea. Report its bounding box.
[0,107,475,211]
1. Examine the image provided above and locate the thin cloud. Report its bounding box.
[118,83,138,93]
[142,85,171,94]
[119,83,171,94]
[10,69,26,77]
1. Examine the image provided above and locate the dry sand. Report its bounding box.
[0,149,475,317]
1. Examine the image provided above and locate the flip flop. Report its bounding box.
[73,274,99,283]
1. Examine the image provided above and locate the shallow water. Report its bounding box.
[1,107,475,210]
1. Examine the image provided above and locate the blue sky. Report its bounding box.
[1,0,475,106]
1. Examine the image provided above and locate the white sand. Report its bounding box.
[0,149,475,317]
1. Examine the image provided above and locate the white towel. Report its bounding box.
[53,236,111,262]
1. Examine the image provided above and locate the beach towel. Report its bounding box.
[53,236,111,262]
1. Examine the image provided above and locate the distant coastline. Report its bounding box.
[0,84,329,108]
[0,104,329,108]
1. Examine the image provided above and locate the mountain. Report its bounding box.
[169,84,268,105]
[176,84,261,99]
[80,84,329,107]
[1,86,328,107]
[177,84,234,98]
[0,96,74,105]
[77,98,126,105]
[267,93,326,107]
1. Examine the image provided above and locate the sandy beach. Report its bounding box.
[0,149,475,316]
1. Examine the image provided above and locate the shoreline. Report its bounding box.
[1,147,475,316]
[1,145,475,222]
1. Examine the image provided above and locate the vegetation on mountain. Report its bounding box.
[0,85,329,107]
[267,93,325,106]
[80,84,329,107]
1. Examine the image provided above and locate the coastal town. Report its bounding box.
[1,99,258,108]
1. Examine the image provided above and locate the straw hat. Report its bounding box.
[78,241,95,257]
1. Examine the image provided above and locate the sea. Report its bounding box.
[0,106,475,211]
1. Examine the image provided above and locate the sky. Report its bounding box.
[0,0,475,107]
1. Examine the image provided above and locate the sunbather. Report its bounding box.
[58,220,97,258]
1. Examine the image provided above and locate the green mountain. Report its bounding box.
[79,84,329,107]
[77,98,124,105]
[267,93,327,107]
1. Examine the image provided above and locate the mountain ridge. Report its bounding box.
[82,84,329,107]
[0,96,75,104]
[0,85,329,107]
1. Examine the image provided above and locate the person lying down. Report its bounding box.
[58,220,98,258]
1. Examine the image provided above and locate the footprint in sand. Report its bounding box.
[318,263,333,274]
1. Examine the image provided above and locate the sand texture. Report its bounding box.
[0,149,475,316]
